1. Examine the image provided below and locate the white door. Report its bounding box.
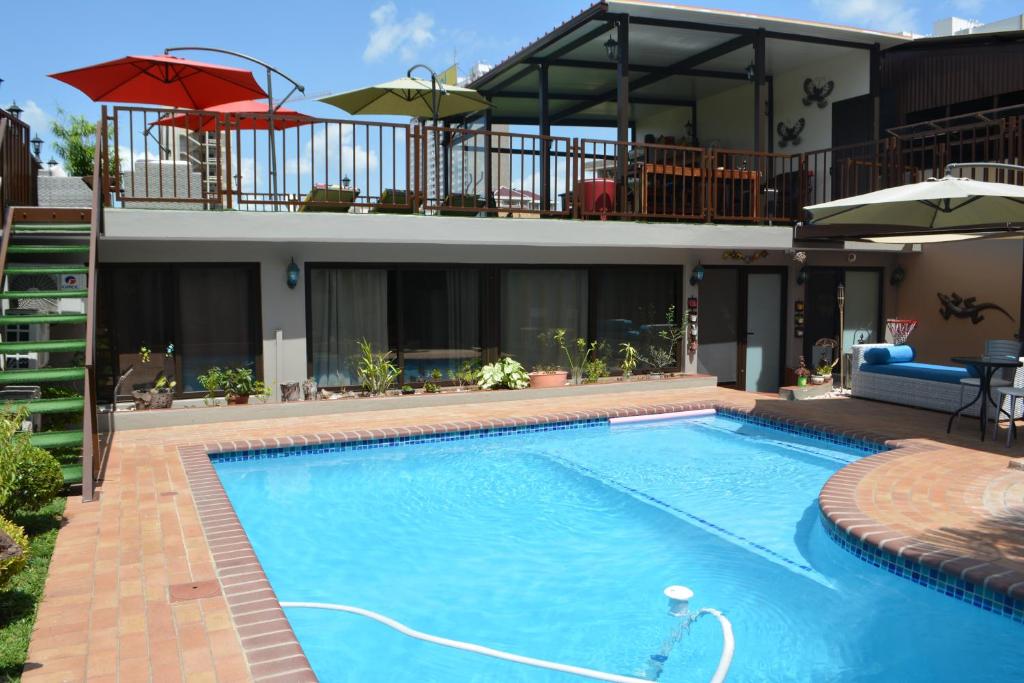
[744,273,783,392]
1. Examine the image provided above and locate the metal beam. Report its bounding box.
[539,64,551,211]
[553,33,753,123]
[489,115,628,127]
[754,30,765,153]
[870,43,881,140]
[627,15,755,36]
[495,91,696,107]
[762,30,877,51]
[522,57,750,81]
[616,17,631,155]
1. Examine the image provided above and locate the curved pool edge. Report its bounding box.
[819,447,1024,623]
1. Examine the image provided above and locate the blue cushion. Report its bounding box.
[859,362,970,384]
[863,345,915,364]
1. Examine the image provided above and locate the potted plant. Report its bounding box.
[811,360,834,385]
[478,357,530,390]
[197,367,270,405]
[640,306,685,378]
[795,356,811,387]
[131,375,176,410]
[583,357,608,383]
[528,364,568,389]
[546,328,599,386]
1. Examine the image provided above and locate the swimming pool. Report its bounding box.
[213,413,1023,682]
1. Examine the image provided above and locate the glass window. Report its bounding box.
[398,269,480,381]
[176,266,262,392]
[309,268,389,387]
[591,268,678,369]
[500,268,587,371]
[99,265,261,397]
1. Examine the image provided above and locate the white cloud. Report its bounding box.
[20,100,51,136]
[363,2,435,63]
[813,0,917,33]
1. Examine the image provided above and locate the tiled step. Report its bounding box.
[29,430,84,449]
[61,462,83,486]
[0,396,85,414]
[0,289,88,300]
[6,244,90,254]
[0,367,86,385]
[0,339,86,354]
[0,313,87,326]
[3,265,88,275]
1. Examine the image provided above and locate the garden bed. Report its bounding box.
[0,497,65,681]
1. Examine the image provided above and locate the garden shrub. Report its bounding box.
[0,515,29,588]
[0,409,63,517]
[478,357,530,390]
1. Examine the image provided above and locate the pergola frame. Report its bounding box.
[469,2,884,155]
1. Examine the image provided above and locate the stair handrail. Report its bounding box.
[81,121,103,502]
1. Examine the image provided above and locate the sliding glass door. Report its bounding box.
[309,269,389,387]
[99,264,262,398]
[500,268,587,371]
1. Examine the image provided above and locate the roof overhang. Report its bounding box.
[470,1,910,126]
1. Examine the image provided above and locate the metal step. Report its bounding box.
[0,396,85,414]
[0,367,86,385]
[6,244,91,254]
[0,313,87,326]
[3,265,88,275]
[11,224,91,233]
[0,339,86,354]
[0,290,88,300]
[29,430,84,449]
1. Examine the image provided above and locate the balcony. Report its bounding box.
[78,104,1024,225]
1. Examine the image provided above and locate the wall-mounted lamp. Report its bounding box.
[689,264,705,287]
[604,33,619,62]
[745,62,756,81]
[286,258,300,289]
[7,101,22,119]
[796,267,808,286]
[890,264,906,287]
[341,174,351,188]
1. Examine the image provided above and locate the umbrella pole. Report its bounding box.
[266,68,279,211]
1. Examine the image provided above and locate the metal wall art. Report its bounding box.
[722,249,769,264]
[937,292,1014,324]
[776,119,805,148]
[802,78,834,108]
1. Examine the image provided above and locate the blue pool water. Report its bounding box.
[214,415,1023,682]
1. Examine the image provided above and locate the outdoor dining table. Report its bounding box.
[946,355,1023,441]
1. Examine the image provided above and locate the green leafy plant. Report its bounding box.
[583,357,608,383]
[641,306,685,373]
[619,342,639,377]
[448,359,480,390]
[197,367,269,403]
[815,360,834,377]
[355,339,401,396]
[49,108,115,177]
[478,357,530,390]
[548,329,598,386]
[423,368,442,394]
[401,384,415,395]
[0,409,62,517]
[0,515,29,588]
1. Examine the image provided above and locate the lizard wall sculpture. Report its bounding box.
[937,292,1014,324]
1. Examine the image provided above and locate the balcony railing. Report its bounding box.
[98,105,1024,224]
[0,109,37,219]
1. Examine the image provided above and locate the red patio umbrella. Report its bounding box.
[151,99,313,131]
[49,55,268,108]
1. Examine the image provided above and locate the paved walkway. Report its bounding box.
[21,386,1024,682]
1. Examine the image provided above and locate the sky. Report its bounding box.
[2,0,1019,164]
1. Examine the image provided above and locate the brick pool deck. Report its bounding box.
[21,386,1024,682]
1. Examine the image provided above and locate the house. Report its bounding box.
[4,2,1023,417]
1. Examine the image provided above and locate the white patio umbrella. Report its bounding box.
[797,162,1024,337]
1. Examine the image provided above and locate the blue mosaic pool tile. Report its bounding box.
[821,514,1024,624]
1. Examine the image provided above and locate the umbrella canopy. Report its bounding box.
[49,55,268,109]
[318,76,490,120]
[802,175,1024,240]
[152,99,313,131]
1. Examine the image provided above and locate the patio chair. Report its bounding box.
[297,185,360,212]
[991,359,1024,446]
[955,339,1021,426]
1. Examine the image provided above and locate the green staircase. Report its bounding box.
[0,208,95,485]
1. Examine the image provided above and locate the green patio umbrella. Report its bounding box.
[318,65,491,124]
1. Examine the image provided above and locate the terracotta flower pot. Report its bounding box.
[227,394,250,405]
[528,371,568,389]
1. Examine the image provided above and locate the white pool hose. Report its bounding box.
[280,601,734,683]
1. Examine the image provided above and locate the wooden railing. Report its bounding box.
[0,109,37,220]
[81,128,102,503]
[99,106,1024,224]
